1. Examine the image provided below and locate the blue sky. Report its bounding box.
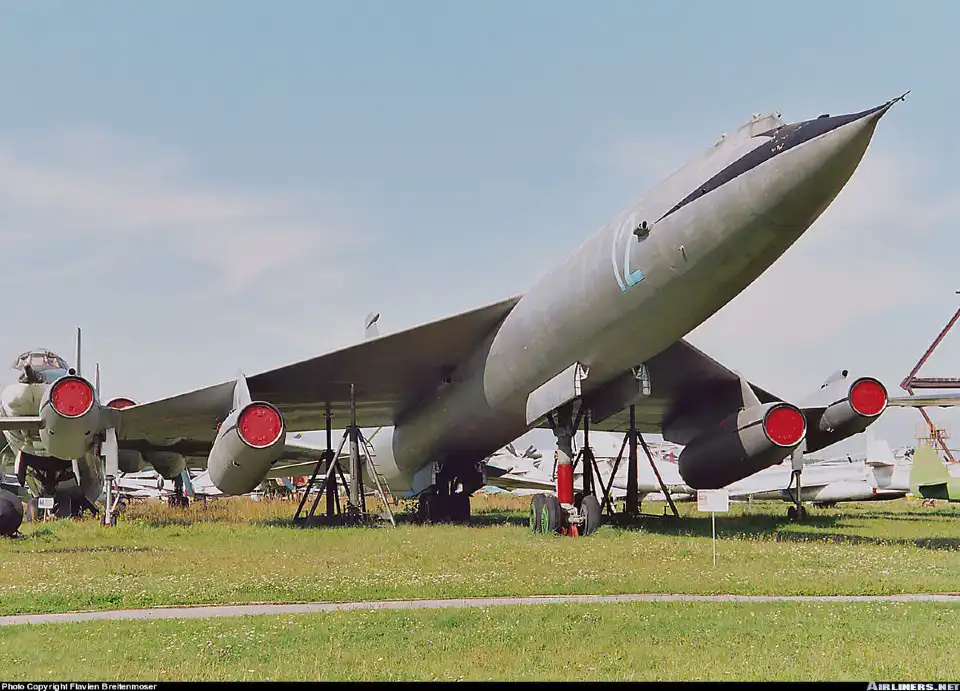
[2,0,959,455]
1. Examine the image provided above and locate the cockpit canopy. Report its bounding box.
[12,349,69,373]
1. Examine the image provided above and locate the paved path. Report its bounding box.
[3,593,959,626]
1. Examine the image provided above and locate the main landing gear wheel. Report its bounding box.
[580,494,602,536]
[529,495,545,533]
[787,505,808,521]
[417,492,447,524]
[449,493,470,524]
[540,495,562,534]
[0,489,24,537]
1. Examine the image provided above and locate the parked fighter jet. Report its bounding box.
[0,94,934,538]
[723,434,911,518]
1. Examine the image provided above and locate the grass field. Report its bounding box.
[1,495,958,616]
[2,602,958,681]
[2,495,958,681]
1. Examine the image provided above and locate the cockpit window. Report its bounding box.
[11,350,68,372]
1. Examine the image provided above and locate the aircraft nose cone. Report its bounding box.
[757,93,907,232]
[813,92,905,153]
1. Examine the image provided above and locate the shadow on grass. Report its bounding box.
[259,510,532,529]
[612,513,960,551]
[27,545,156,554]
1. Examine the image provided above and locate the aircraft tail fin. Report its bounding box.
[180,470,196,500]
[74,327,82,377]
[865,431,896,466]
[911,445,950,489]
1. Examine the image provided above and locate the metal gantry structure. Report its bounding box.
[900,299,960,463]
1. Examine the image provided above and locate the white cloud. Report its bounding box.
[0,127,372,296]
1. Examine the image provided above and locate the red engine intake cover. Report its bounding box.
[763,405,806,447]
[849,378,887,417]
[50,377,94,418]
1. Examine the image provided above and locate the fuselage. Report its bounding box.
[726,458,911,504]
[376,101,894,493]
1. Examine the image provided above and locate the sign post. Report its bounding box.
[697,489,730,567]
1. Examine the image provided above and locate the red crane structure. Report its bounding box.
[900,298,960,462]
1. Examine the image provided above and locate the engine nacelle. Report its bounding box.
[38,375,101,460]
[679,402,807,489]
[806,377,888,453]
[103,397,145,471]
[208,401,285,495]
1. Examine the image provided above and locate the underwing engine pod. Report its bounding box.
[207,402,286,495]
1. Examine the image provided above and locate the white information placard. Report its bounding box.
[697,489,729,513]
[697,489,729,567]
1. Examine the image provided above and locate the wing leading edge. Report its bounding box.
[111,295,522,446]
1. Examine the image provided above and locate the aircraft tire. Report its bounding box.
[541,495,562,534]
[580,494,602,536]
[449,493,470,523]
[529,495,545,533]
[0,490,24,536]
[429,493,448,523]
[787,506,797,520]
[797,505,808,521]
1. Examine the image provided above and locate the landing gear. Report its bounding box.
[529,401,604,537]
[416,489,472,524]
[787,505,808,521]
[540,495,562,534]
[415,459,482,524]
[167,475,189,509]
[785,444,807,522]
[0,489,24,537]
[529,494,563,534]
[580,494,602,536]
[529,495,544,532]
[448,493,470,524]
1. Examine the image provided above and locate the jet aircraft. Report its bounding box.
[0,337,334,532]
[722,433,911,518]
[910,445,960,502]
[0,93,938,538]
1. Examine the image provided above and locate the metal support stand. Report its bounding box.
[348,384,363,516]
[637,433,680,519]
[599,433,629,517]
[573,414,603,502]
[294,391,395,527]
[626,405,639,517]
[597,410,679,520]
[294,410,345,524]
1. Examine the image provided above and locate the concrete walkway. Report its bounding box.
[3,593,959,626]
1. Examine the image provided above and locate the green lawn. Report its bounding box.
[2,601,957,681]
[0,496,957,616]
